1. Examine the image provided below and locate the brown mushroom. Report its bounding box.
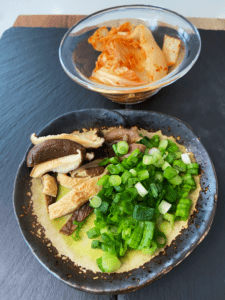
[104,127,141,145]
[30,149,86,178]
[30,128,104,148]
[70,159,104,178]
[59,202,93,236]
[27,139,86,167]
[121,143,146,159]
[43,195,56,213]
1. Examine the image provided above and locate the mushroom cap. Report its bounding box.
[30,150,86,178]
[27,139,86,167]
[104,127,140,145]
[121,143,146,159]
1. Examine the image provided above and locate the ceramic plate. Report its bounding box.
[13,109,217,294]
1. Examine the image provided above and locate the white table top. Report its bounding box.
[1,0,225,37]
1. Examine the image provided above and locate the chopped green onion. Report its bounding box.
[97,174,110,186]
[109,156,121,164]
[154,171,164,182]
[182,174,196,187]
[113,193,121,203]
[122,187,138,201]
[165,152,176,164]
[168,175,182,185]
[158,139,168,151]
[89,196,102,208]
[181,153,191,164]
[101,253,121,273]
[162,161,171,171]
[165,185,178,202]
[138,170,149,181]
[138,221,155,249]
[121,158,130,170]
[164,213,175,229]
[175,198,192,220]
[142,240,157,255]
[173,160,187,172]
[109,175,121,186]
[150,183,158,198]
[186,168,199,175]
[126,221,144,249]
[154,230,166,248]
[99,158,110,166]
[135,182,148,197]
[112,144,119,156]
[133,205,155,221]
[87,227,101,239]
[119,243,127,257]
[117,141,129,155]
[167,140,179,153]
[71,220,85,241]
[158,200,172,214]
[143,155,156,165]
[99,201,109,214]
[114,185,124,192]
[163,167,177,180]
[91,240,102,249]
[96,257,105,272]
[137,136,153,148]
[104,186,114,197]
[107,164,124,175]
[157,220,172,235]
[121,170,132,184]
[129,168,137,177]
[187,162,199,169]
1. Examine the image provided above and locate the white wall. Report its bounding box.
[0,0,224,36]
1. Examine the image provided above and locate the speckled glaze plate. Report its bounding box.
[13,109,217,294]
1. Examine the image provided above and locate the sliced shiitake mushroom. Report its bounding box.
[104,127,140,146]
[30,149,86,178]
[59,202,93,236]
[70,159,103,178]
[121,143,146,159]
[27,139,85,167]
[30,128,104,148]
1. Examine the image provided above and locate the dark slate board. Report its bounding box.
[0,27,225,300]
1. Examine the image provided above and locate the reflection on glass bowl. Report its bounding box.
[59,5,201,104]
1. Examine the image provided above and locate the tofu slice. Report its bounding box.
[57,174,90,189]
[42,174,58,197]
[162,35,181,66]
[48,169,107,219]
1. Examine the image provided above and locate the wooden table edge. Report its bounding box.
[13,15,225,30]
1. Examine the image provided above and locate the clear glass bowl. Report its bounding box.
[59,5,201,104]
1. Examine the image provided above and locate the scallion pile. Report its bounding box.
[81,134,199,272]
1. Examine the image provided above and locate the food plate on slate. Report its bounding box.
[13,109,217,294]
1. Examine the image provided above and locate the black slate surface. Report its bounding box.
[0,27,225,300]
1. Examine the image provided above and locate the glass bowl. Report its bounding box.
[59,5,201,104]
